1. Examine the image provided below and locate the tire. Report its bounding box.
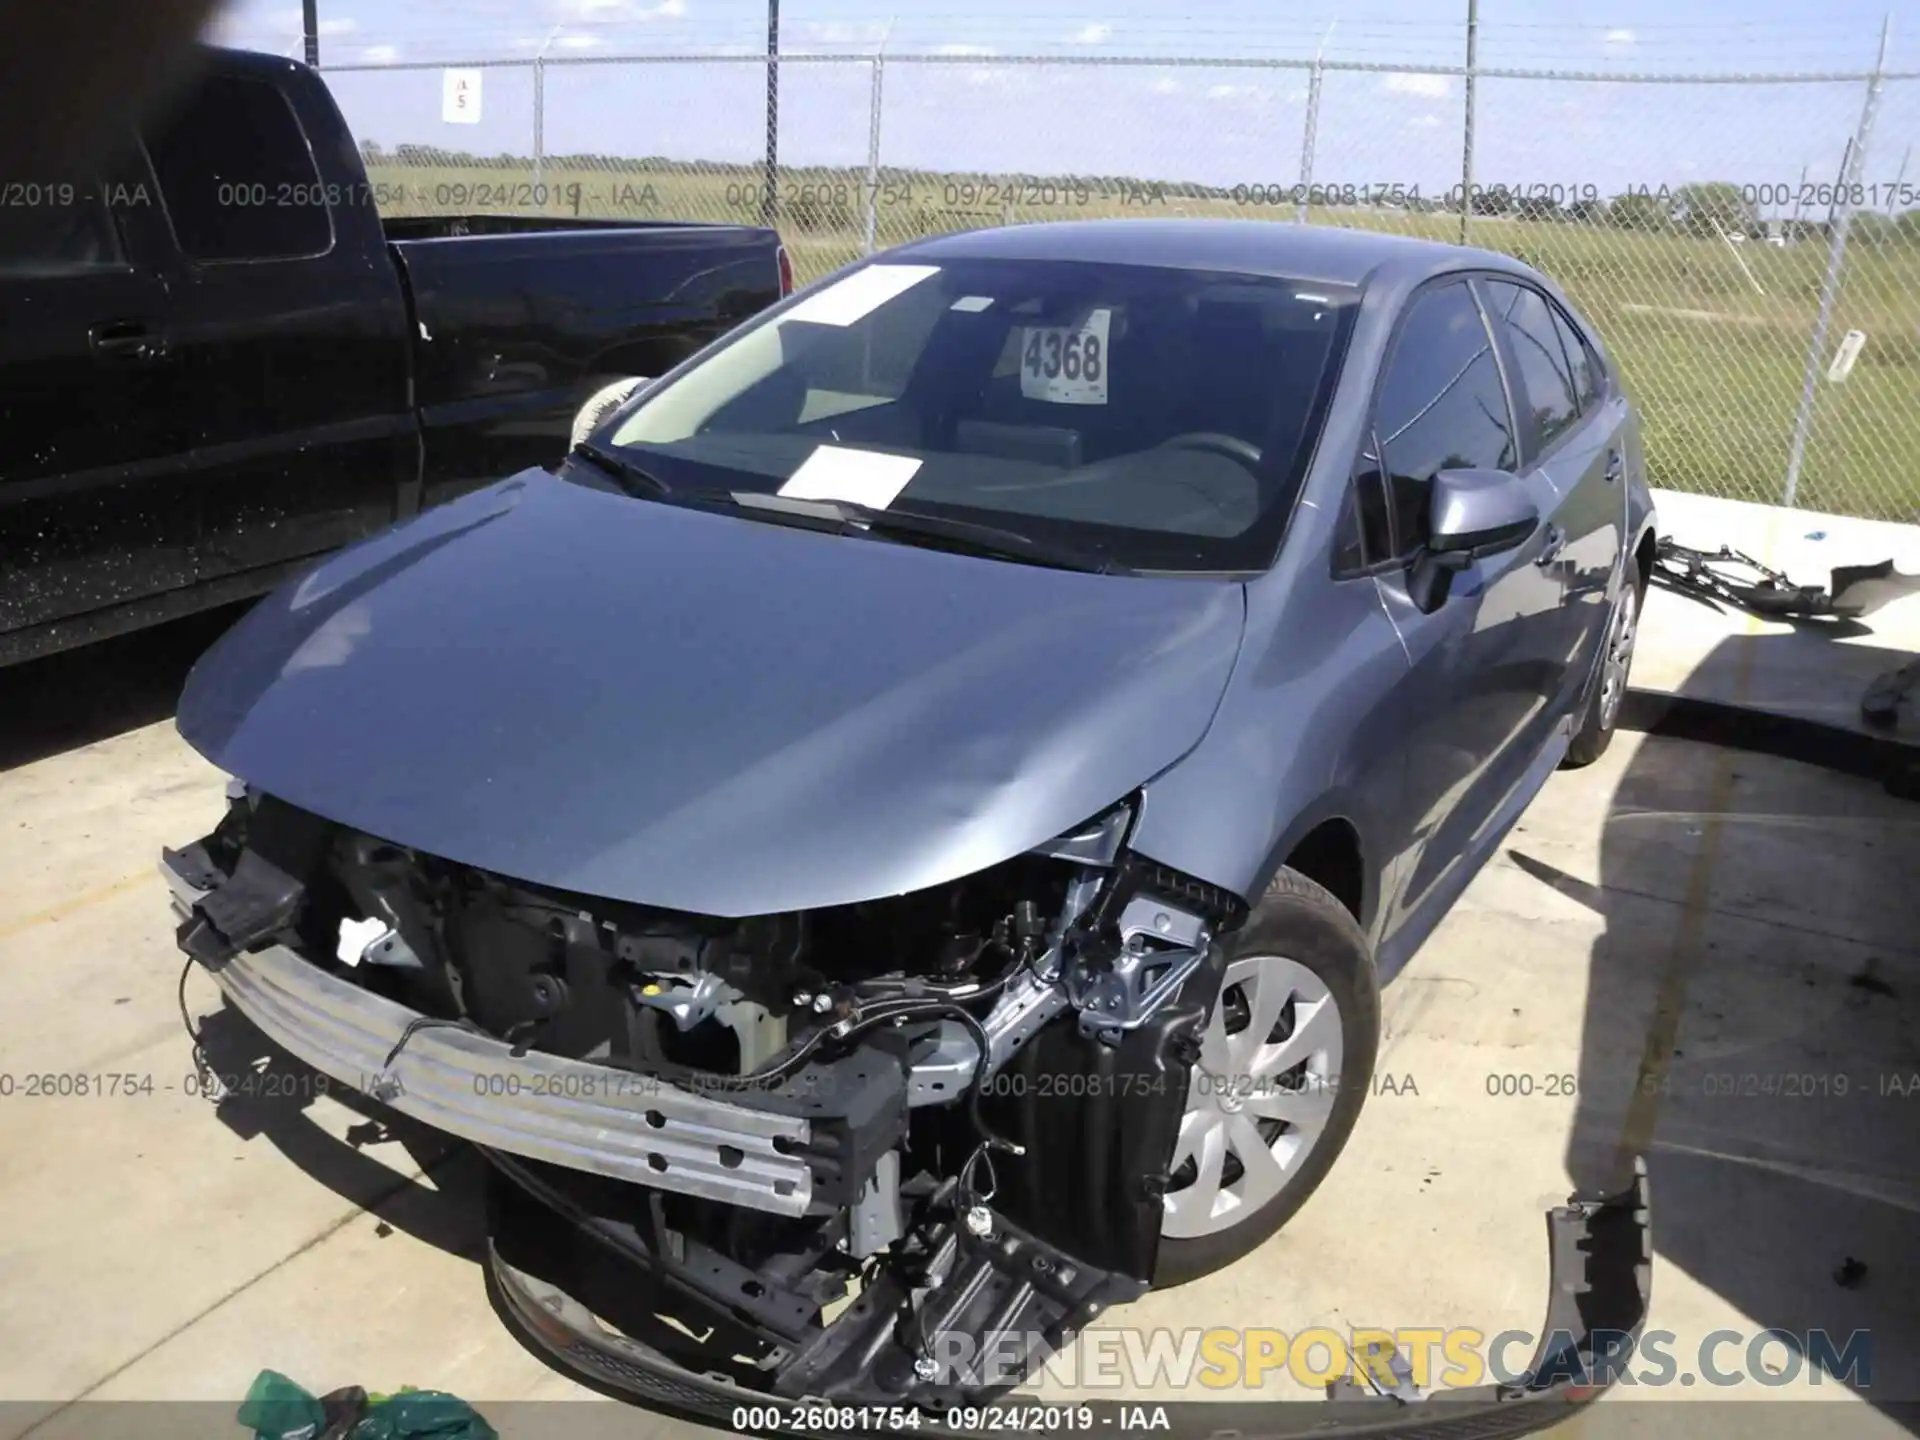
[1562,554,1644,769]
[1152,867,1380,1288]
[569,376,649,449]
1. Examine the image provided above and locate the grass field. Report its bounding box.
[367,161,1920,522]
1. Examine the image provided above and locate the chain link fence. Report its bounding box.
[320,44,1920,521]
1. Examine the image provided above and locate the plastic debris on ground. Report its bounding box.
[239,1368,499,1440]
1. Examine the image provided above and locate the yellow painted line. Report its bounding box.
[0,870,154,944]
[1610,509,1776,1173]
[1557,554,1770,1440]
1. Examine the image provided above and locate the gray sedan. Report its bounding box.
[165,219,1656,1407]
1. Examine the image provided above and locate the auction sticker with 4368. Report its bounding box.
[1019,308,1111,405]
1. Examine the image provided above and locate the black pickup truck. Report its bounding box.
[0,46,790,666]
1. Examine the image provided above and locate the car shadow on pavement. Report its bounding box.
[0,602,249,774]
[1520,631,1920,1426]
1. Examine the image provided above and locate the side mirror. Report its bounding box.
[1427,467,1539,563]
[1411,468,1538,612]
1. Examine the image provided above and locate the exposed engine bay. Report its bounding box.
[166,786,1247,1406]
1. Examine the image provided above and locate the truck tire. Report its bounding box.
[1562,554,1644,769]
[569,376,648,449]
[1152,866,1380,1287]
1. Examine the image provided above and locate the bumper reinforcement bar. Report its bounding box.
[163,856,818,1216]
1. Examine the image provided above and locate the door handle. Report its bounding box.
[88,320,169,363]
[1536,524,1566,566]
[1604,449,1624,483]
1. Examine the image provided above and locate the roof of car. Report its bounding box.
[892,218,1532,290]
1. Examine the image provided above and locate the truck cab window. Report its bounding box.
[0,188,123,275]
[142,76,333,262]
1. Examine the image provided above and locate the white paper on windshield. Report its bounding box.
[951,295,995,313]
[778,445,922,508]
[782,264,941,327]
[1018,308,1112,405]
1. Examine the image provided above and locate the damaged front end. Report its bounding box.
[165,786,1244,1407]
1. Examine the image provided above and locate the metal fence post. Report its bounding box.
[1296,58,1323,224]
[1296,22,1334,225]
[864,54,886,254]
[1782,16,1891,508]
[532,57,546,197]
[1459,0,1478,245]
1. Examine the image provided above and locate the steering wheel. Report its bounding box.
[1162,431,1264,471]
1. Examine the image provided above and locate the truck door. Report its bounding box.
[0,144,192,650]
[138,61,415,583]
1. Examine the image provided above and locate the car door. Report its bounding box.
[1478,278,1624,721]
[0,145,194,648]
[1358,278,1569,946]
[138,65,414,583]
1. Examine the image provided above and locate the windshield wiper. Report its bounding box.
[725,492,1120,575]
[570,441,673,499]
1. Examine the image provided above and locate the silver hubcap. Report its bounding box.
[1598,584,1639,730]
[1161,955,1344,1240]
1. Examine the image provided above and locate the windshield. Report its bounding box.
[600,257,1359,572]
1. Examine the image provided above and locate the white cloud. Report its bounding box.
[1604,28,1636,46]
[1069,22,1112,44]
[1207,83,1268,102]
[554,31,602,48]
[1148,76,1180,95]
[1382,71,1451,99]
[803,20,887,45]
[935,43,998,56]
[1408,113,1441,128]
[360,42,400,62]
[555,0,685,21]
[316,16,358,35]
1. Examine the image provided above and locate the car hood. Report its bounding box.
[178,471,1247,916]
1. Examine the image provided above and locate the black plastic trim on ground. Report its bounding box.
[485,1165,1652,1440]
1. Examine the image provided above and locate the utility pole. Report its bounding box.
[302,0,320,66]
[763,0,780,226]
[1459,0,1478,244]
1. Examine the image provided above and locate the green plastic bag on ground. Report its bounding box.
[237,1370,327,1440]
[354,1387,499,1440]
[239,1369,498,1440]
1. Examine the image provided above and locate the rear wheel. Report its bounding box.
[1153,867,1379,1287]
[1563,555,1643,769]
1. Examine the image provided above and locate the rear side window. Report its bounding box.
[1368,280,1516,556]
[143,75,332,262]
[1483,280,1578,452]
[0,187,123,274]
[1551,306,1602,413]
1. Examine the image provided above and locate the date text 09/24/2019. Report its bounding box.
[730,1404,1173,1433]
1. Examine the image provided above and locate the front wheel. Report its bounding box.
[1153,868,1380,1287]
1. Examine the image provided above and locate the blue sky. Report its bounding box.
[207,0,1920,208]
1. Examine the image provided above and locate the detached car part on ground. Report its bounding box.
[166,221,1653,1424]
[1649,537,1920,622]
